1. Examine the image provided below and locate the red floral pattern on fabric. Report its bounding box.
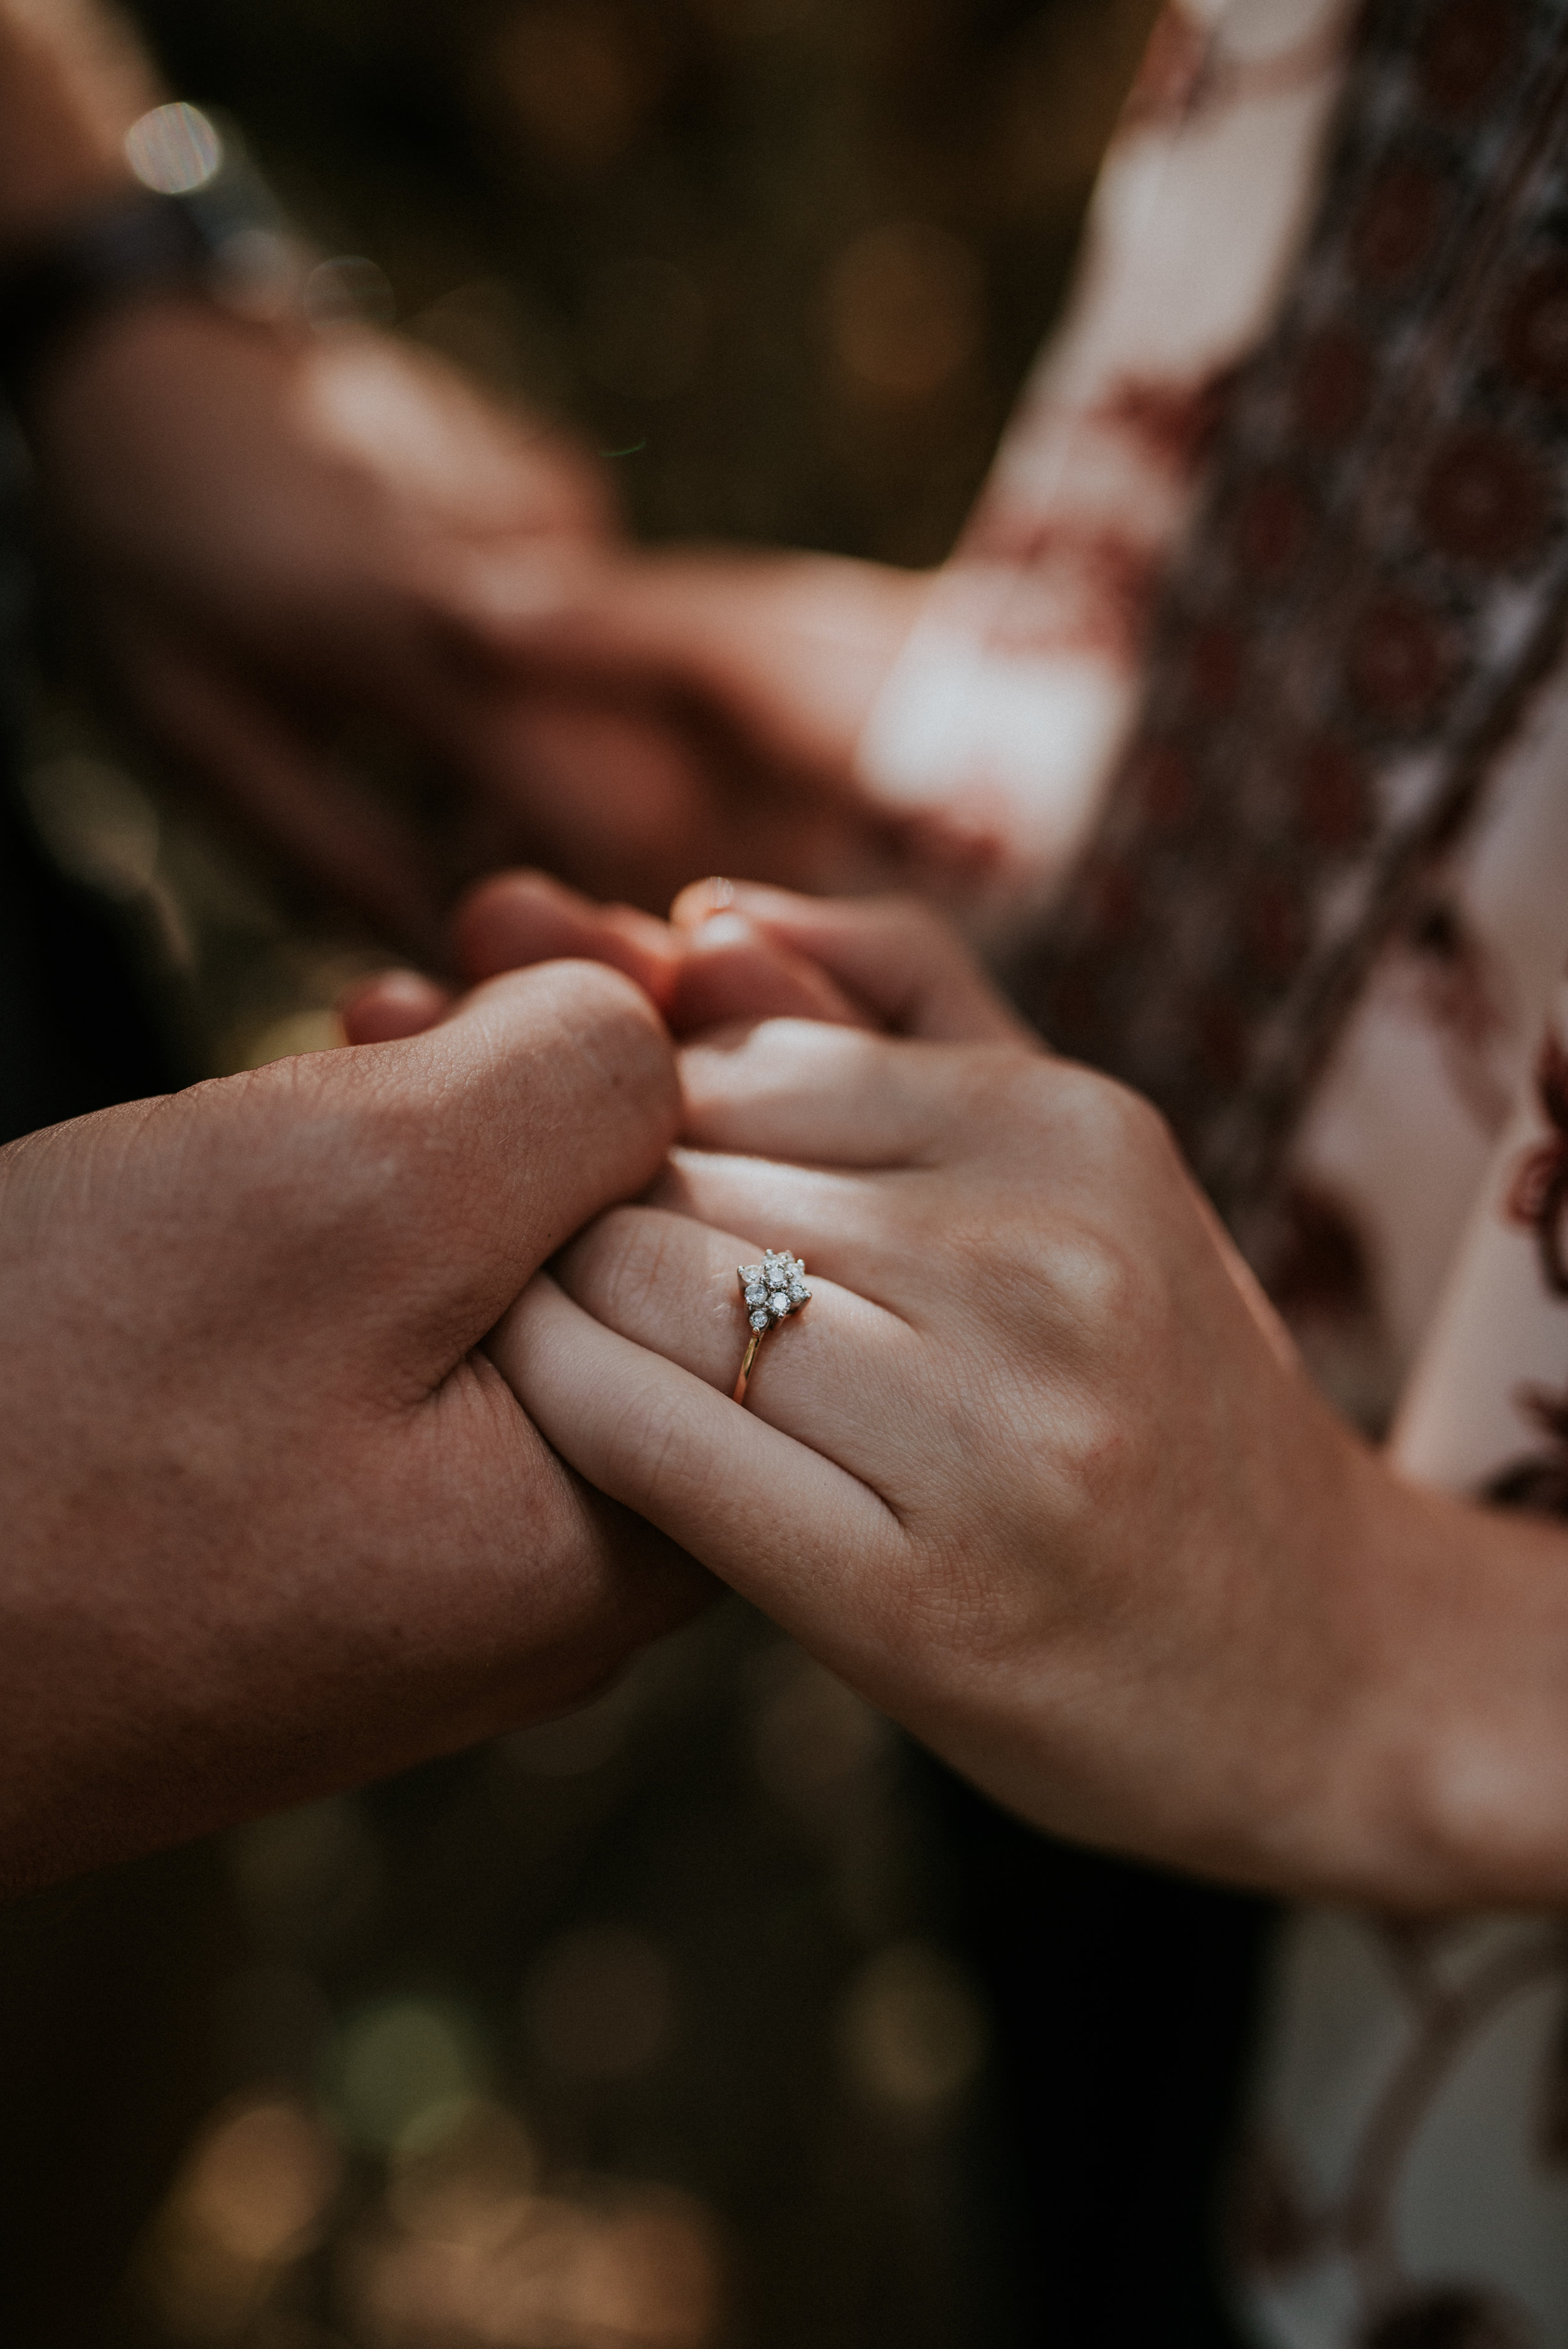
[1015,0,1568,1248]
[1505,1032,1568,1295]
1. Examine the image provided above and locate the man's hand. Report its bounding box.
[28,301,614,953]
[0,1,975,941]
[29,304,950,941]
[0,960,708,1893]
[487,972,1568,1914]
[443,547,958,912]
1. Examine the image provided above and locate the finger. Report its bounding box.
[269,958,680,1376]
[677,1017,1003,1165]
[669,912,870,1036]
[648,1152,920,1303]
[340,969,454,1044]
[445,690,743,916]
[439,546,924,788]
[553,1205,916,1481]
[490,1272,902,1645]
[672,881,1034,1044]
[452,867,682,1015]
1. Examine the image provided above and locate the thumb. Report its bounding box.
[277,958,681,1377]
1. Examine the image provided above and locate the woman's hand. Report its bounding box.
[490,1013,1568,1912]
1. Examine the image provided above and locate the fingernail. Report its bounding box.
[689,911,755,950]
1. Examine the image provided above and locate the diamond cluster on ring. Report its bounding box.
[739,1250,810,1332]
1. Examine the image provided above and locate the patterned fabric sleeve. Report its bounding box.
[854,0,1356,943]
[1235,976,1568,2349]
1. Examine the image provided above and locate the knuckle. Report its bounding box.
[600,1375,720,1524]
[965,1042,1048,1116]
[233,1054,419,1238]
[1060,1063,1172,1163]
[941,1184,1148,1362]
[549,963,681,1123]
[991,1057,1180,1187]
[1039,1218,1143,1335]
[565,1206,676,1334]
[568,957,650,1024]
[524,953,649,1027]
[1041,1387,1133,1513]
[483,957,672,1076]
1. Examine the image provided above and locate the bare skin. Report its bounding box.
[0,0,914,1896]
[28,308,949,934]
[0,961,711,1894]
[361,879,1568,1914]
[2,3,945,948]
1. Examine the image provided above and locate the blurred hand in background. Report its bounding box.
[5,3,955,965]
[34,299,956,946]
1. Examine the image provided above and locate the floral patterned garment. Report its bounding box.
[856,1,1568,2343]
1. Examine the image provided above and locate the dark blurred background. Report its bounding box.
[130,0,1154,561]
[0,9,1275,2349]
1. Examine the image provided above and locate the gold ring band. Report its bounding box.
[733,1249,810,1407]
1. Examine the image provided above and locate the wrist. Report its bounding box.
[0,104,300,418]
[0,1,157,238]
[1300,1458,1568,1912]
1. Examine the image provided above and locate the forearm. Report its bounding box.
[1283,1451,1568,1914]
[0,0,157,240]
[1098,1425,1568,1913]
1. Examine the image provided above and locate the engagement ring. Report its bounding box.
[733,1250,810,1406]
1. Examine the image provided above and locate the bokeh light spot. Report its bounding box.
[349,2179,721,2348]
[489,5,660,176]
[21,755,159,900]
[386,2097,539,2247]
[139,2095,341,2340]
[241,1009,347,1068]
[326,1998,490,2151]
[750,1647,890,1827]
[825,221,983,401]
[837,1941,988,2117]
[125,101,224,196]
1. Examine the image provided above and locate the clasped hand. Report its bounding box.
[355,872,1568,1917]
[0,955,709,1892]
